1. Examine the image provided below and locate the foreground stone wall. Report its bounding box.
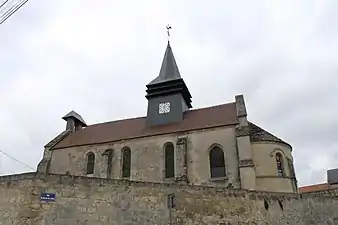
[0,173,337,225]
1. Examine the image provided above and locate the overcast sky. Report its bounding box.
[0,0,337,186]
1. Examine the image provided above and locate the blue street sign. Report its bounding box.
[40,193,56,202]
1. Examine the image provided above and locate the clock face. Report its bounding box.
[159,102,170,114]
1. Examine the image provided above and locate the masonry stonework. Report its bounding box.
[44,122,297,193]
[0,173,337,225]
[253,142,296,193]
[48,127,241,188]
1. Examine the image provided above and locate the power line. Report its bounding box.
[0,148,35,171]
[0,0,28,24]
[0,0,10,8]
[0,0,28,25]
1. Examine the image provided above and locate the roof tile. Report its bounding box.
[52,103,238,149]
[249,122,291,148]
[299,183,330,193]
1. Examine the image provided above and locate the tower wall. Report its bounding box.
[145,42,192,127]
[146,93,185,126]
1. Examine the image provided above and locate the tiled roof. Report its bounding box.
[299,183,330,193]
[249,122,291,148]
[52,103,238,149]
[44,130,71,148]
[51,103,291,150]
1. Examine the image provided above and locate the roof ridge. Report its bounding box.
[188,102,235,112]
[87,116,146,128]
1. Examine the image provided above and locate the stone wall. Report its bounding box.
[0,173,337,225]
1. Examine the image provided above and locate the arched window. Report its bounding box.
[86,152,95,175]
[122,147,131,178]
[276,153,284,176]
[209,146,226,178]
[164,142,175,178]
[107,150,113,179]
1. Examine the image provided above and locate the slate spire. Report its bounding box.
[145,38,192,126]
[147,42,182,86]
[145,40,192,113]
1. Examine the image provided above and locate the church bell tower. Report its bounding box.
[145,41,192,126]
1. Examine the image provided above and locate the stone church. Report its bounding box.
[37,41,298,193]
[4,40,338,225]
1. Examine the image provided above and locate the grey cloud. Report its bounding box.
[1,0,337,187]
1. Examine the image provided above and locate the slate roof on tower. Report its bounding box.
[147,42,182,85]
[145,41,192,127]
[145,41,192,109]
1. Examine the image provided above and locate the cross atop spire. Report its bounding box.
[166,24,172,42]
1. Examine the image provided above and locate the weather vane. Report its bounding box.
[166,24,172,42]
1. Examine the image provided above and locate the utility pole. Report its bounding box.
[0,0,29,25]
